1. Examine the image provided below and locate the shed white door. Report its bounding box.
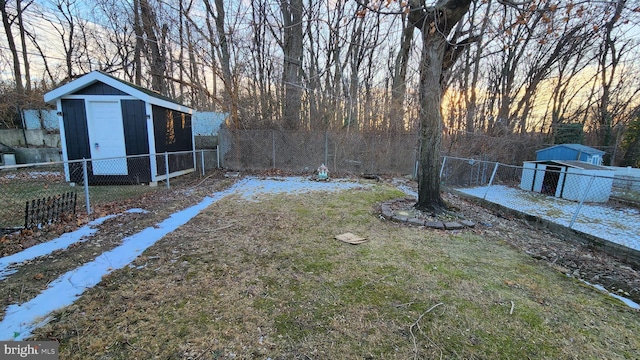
[86,100,128,175]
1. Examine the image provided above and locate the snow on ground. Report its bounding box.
[579,278,640,310]
[236,176,369,201]
[457,185,640,252]
[0,209,147,281]
[0,177,367,340]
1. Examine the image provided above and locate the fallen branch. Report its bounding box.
[410,302,444,360]
[201,222,236,233]
[189,174,215,189]
[510,300,515,315]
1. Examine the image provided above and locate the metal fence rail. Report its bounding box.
[219,128,419,175]
[440,156,640,252]
[0,149,218,232]
[3,144,638,252]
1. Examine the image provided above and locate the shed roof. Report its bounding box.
[44,71,193,114]
[536,143,605,155]
[529,160,611,171]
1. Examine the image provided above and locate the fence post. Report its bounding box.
[216,145,220,168]
[272,130,276,168]
[82,158,91,215]
[324,131,328,166]
[370,137,375,174]
[483,162,500,200]
[193,149,197,175]
[201,150,205,176]
[569,175,595,229]
[439,156,447,180]
[164,151,170,189]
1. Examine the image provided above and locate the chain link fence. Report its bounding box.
[219,128,419,175]
[0,149,218,233]
[441,156,640,252]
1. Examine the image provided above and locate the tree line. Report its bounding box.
[1,0,639,167]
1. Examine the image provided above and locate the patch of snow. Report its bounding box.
[0,214,118,280]
[458,185,640,252]
[578,278,640,310]
[126,208,148,214]
[0,177,365,340]
[235,176,368,201]
[391,180,417,198]
[0,209,148,280]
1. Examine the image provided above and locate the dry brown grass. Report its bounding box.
[28,181,640,359]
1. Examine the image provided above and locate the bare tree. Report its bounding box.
[16,0,33,91]
[596,0,627,163]
[408,0,475,212]
[1,0,24,92]
[389,15,414,133]
[137,0,167,93]
[279,0,304,130]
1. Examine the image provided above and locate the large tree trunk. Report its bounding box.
[409,0,472,212]
[416,35,447,211]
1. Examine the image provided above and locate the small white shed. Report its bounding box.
[520,160,615,202]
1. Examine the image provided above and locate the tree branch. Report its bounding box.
[442,35,481,72]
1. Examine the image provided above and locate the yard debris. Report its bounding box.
[360,173,381,182]
[317,164,329,180]
[335,232,367,245]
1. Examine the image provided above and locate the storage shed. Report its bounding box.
[536,144,605,165]
[44,71,195,185]
[520,160,614,202]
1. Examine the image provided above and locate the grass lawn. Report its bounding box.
[33,183,640,359]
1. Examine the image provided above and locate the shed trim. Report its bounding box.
[528,159,610,171]
[44,71,193,114]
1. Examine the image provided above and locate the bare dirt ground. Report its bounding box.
[1,171,639,321]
